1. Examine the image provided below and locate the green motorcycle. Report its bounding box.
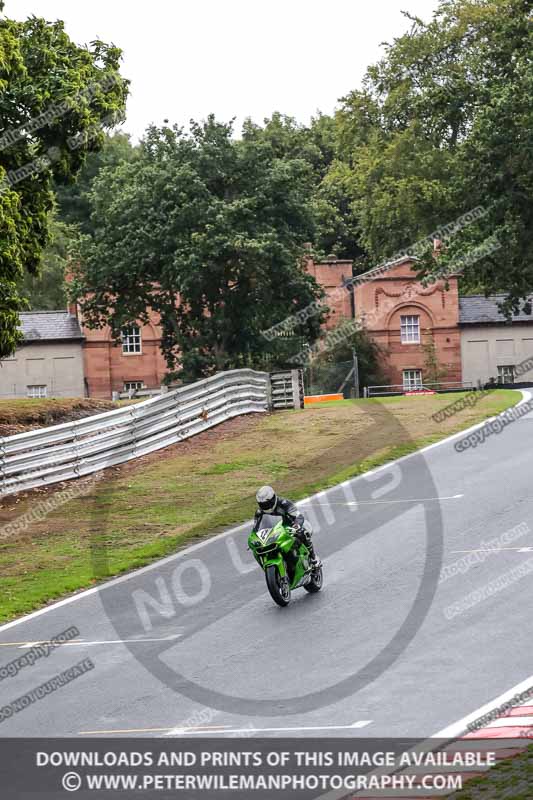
[248,521,323,607]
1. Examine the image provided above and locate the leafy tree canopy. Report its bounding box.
[0,0,128,357]
[334,0,533,305]
[19,212,80,310]
[243,112,364,261]
[73,118,326,380]
[55,131,139,234]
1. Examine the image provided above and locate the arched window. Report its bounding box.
[400,315,420,344]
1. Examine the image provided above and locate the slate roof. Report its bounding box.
[459,295,533,325]
[19,311,84,342]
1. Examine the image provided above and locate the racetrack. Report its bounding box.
[1,396,532,739]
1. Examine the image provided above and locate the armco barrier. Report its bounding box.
[0,369,269,497]
[270,370,304,410]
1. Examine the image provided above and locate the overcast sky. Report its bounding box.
[10,0,440,140]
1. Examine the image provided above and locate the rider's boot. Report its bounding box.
[305,538,322,570]
[294,526,322,569]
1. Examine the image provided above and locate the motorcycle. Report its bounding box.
[248,521,323,607]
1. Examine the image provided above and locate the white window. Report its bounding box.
[400,315,420,344]
[121,325,142,354]
[27,385,47,398]
[403,370,423,390]
[498,365,515,383]
[123,381,144,392]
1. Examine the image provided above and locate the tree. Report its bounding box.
[242,112,364,261]
[313,158,365,263]
[73,118,326,380]
[307,321,386,395]
[55,131,139,234]
[334,0,533,297]
[347,122,456,264]
[19,213,80,310]
[422,332,448,387]
[0,1,128,357]
[450,1,533,309]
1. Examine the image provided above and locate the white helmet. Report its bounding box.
[256,485,277,513]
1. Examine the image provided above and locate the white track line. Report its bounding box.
[79,720,372,737]
[13,635,182,649]
[433,672,533,739]
[0,392,523,636]
[451,547,532,553]
[80,725,229,736]
[308,494,463,506]
[315,671,533,800]
[166,721,373,737]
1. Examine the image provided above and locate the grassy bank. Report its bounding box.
[0,389,518,622]
[445,742,532,799]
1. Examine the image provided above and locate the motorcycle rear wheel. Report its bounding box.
[265,565,291,607]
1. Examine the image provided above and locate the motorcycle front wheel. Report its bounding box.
[265,565,291,607]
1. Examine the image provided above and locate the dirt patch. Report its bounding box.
[0,398,119,437]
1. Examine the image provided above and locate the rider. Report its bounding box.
[252,485,321,568]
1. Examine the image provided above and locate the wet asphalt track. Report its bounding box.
[1,398,532,740]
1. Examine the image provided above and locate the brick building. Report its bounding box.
[306,253,463,390]
[79,310,168,399]
[73,254,464,397]
[9,251,533,400]
[78,255,358,398]
[353,257,462,389]
[305,254,354,329]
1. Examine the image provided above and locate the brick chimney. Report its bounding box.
[433,238,443,256]
[67,299,79,318]
[64,266,79,319]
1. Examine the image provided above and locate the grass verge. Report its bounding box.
[0,389,519,622]
[445,742,532,799]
